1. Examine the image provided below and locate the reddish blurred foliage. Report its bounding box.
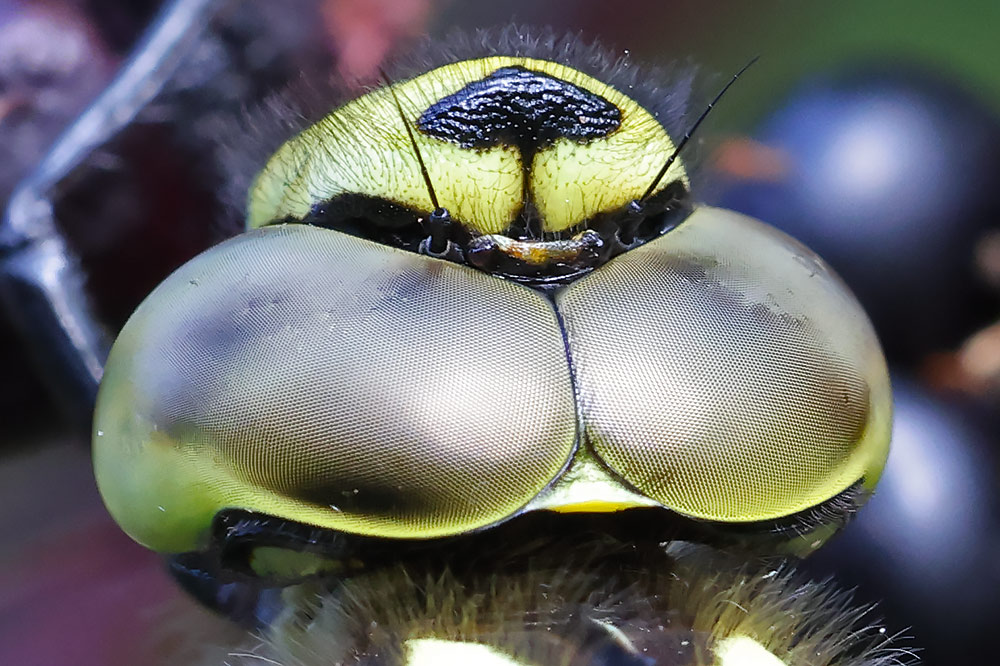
[321,0,437,85]
[711,137,790,182]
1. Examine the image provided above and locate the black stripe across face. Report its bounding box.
[418,66,621,151]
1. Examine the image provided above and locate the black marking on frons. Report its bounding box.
[417,66,621,152]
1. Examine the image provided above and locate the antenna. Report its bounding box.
[380,69,452,254]
[636,56,760,205]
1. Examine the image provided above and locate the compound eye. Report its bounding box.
[93,225,576,553]
[557,206,891,525]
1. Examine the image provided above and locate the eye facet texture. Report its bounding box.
[94,208,891,552]
[558,207,891,522]
[93,225,577,552]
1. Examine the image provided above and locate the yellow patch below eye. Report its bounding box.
[248,546,346,579]
[404,639,523,666]
[548,499,635,513]
[524,449,661,515]
[714,636,787,666]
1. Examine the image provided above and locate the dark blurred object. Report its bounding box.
[0,0,336,429]
[0,0,114,206]
[805,378,1000,665]
[924,318,1000,400]
[0,439,242,666]
[923,231,1000,399]
[714,69,1000,367]
[84,0,165,52]
[0,1,115,435]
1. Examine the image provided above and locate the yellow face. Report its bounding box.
[92,56,891,560]
[248,57,687,234]
[246,57,693,284]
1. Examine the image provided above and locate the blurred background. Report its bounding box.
[1,1,998,664]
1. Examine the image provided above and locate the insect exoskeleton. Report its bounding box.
[94,43,890,560]
[92,33,897,666]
